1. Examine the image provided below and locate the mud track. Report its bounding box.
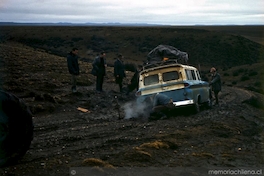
[2,87,264,176]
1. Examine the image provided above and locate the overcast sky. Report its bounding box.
[0,0,263,25]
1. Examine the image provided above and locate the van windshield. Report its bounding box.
[163,71,179,82]
[144,74,159,86]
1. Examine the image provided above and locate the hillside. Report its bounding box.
[1,26,263,94]
[1,26,263,69]
[0,26,264,175]
[189,25,264,45]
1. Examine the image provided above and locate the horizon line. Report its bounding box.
[0,21,264,27]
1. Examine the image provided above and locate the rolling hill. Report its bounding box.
[1,26,263,68]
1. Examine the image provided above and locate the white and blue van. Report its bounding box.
[136,60,211,113]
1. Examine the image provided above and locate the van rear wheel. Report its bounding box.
[206,100,212,109]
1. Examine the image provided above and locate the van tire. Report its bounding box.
[193,102,200,113]
[193,96,201,114]
[206,99,212,109]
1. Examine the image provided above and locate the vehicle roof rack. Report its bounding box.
[143,59,185,70]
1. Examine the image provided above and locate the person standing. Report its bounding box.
[126,64,142,95]
[67,48,79,93]
[114,54,126,93]
[92,51,107,92]
[209,67,222,105]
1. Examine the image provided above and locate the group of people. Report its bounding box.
[66,48,141,94]
[67,48,222,119]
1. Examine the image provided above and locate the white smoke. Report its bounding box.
[122,100,152,119]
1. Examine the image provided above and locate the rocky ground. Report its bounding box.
[0,42,264,176]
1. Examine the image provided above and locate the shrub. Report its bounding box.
[233,68,247,77]
[248,70,258,76]
[254,81,262,87]
[243,96,264,109]
[238,68,247,73]
[71,37,83,42]
[232,70,239,76]
[240,75,250,81]
[223,73,229,76]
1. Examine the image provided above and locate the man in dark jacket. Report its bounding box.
[126,64,142,95]
[67,48,79,93]
[92,51,107,92]
[209,67,222,105]
[114,54,126,92]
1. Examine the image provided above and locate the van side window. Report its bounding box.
[163,71,179,82]
[185,69,197,80]
[196,70,201,80]
[185,70,193,80]
[191,70,196,80]
[144,74,159,86]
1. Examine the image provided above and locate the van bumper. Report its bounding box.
[173,100,194,106]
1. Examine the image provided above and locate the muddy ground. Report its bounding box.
[0,42,264,175]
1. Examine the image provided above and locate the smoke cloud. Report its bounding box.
[122,100,152,119]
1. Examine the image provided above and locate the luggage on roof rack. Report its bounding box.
[146,45,188,65]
